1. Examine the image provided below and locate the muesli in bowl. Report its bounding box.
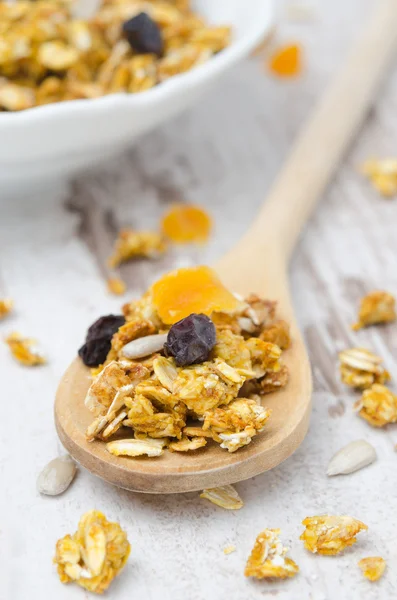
[78,266,291,458]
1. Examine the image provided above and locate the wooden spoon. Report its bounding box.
[55,0,397,493]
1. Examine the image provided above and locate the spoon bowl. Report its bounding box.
[55,260,312,493]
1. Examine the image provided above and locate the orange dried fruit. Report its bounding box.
[161,204,212,244]
[268,43,301,77]
[151,266,239,325]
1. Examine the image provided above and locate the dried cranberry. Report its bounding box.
[78,314,125,367]
[122,12,163,56]
[164,313,216,366]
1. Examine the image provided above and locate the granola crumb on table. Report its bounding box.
[108,229,167,268]
[200,485,243,510]
[300,515,368,555]
[352,290,396,330]
[358,556,386,582]
[54,509,130,594]
[5,331,46,366]
[0,298,13,319]
[354,383,397,427]
[107,276,126,296]
[339,347,390,389]
[80,266,291,457]
[223,544,236,555]
[245,529,299,579]
[361,158,397,197]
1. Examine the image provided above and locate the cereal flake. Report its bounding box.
[300,515,368,555]
[245,529,299,579]
[358,556,386,582]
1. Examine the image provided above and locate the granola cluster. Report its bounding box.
[81,266,290,456]
[354,383,397,427]
[300,515,368,555]
[54,509,130,593]
[0,0,230,111]
[108,229,167,268]
[5,331,46,366]
[358,556,386,582]
[352,291,396,330]
[339,347,390,389]
[245,529,299,579]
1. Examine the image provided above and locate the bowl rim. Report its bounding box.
[0,0,274,126]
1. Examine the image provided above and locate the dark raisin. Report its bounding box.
[78,314,125,367]
[122,12,163,57]
[164,313,216,366]
[86,315,125,343]
[78,338,112,368]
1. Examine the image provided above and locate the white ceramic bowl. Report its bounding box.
[0,0,274,192]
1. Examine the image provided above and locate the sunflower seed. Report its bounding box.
[37,455,77,495]
[327,440,377,476]
[121,333,167,359]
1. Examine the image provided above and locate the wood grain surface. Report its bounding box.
[2,0,397,598]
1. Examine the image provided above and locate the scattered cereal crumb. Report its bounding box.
[0,298,13,319]
[54,509,130,594]
[108,229,167,268]
[223,545,236,555]
[352,291,396,330]
[161,204,212,244]
[300,515,368,555]
[107,277,126,296]
[245,529,299,579]
[358,556,386,581]
[339,347,390,389]
[354,383,397,427]
[268,43,302,77]
[361,159,397,197]
[5,331,46,366]
[200,485,243,510]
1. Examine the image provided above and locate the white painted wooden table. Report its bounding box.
[2,1,397,598]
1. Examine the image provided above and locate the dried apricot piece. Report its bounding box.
[268,43,301,77]
[151,266,239,325]
[161,204,212,244]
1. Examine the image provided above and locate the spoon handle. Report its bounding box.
[250,0,397,261]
